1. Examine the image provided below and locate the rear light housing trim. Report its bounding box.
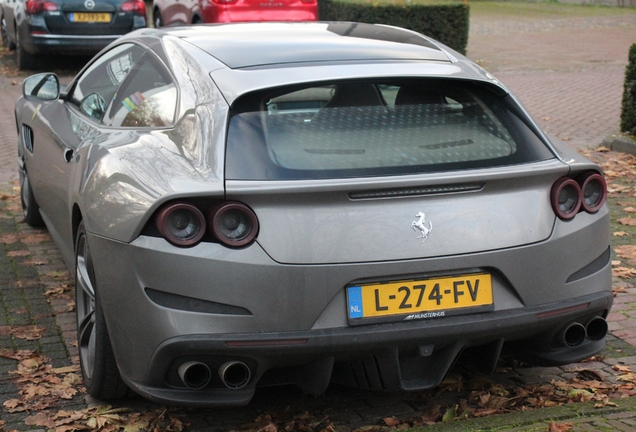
[206,201,259,248]
[551,177,582,220]
[550,170,607,221]
[155,201,206,247]
[152,200,259,248]
[578,172,607,214]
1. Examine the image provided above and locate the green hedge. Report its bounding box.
[318,1,469,55]
[621,43,636,135]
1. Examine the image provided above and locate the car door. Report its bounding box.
[24,43,146,262]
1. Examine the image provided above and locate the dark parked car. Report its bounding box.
[0,0,146,69]
[15,22,612,407]
[151,0,317,27]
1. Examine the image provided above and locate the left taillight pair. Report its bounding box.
[550,171,607,220]
[155,201,258,248]
[25,0,57,14]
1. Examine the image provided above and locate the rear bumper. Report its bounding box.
[28,33,120,54]
[126,291,612,407]
[18,14,146,55]
[86,207,612,406]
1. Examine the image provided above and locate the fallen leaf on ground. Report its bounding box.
[618,217,636,226]
[0,348,37,361]
[615,245,636,261]
[24,412,56,428]
[383,417,400,426]
[613,267,636,278]
[613,286,628,296]
[0,233,20,244]
[548,421,573,432]
[576,370,604,381]
[0,325,46,340]
[21,233,51,244]
[7,250,31,257]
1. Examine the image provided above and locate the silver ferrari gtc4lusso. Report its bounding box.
[15,22,611,406]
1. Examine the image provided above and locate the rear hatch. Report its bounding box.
[46,0,136,35]
[225,78,560,264]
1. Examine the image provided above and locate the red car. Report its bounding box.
[151,0,317,27]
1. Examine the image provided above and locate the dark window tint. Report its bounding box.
[69,43,177,128]
[105,53,177,127]
[226,79,555,180]
[70,44,144,123]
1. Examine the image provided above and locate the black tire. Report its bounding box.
[1,16,15,50]
[75,222,128,399]
[16,30,36,70]
[153,8,163,28]
[19,168,44,227]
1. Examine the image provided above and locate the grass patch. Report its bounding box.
[470,1,636,19]
[336,0,636,17]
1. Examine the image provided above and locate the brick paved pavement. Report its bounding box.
[0,77,21,183]
[467,14,636,151]
[2,6,636,431]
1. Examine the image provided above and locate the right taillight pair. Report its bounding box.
[154,201,258,248]
[550,171,607,220]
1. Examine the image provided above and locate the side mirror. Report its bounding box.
[80,93,108,122]
[23,73,60,101]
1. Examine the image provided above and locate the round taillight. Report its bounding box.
[206,202,258,247]
[121,0,146,14]
[155,202,205,247]
[551,177,581,220]
[578,172,607,214]
[25,0,43,14]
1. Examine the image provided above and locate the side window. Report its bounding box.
[105,53,177,128]
[69,44,144,123]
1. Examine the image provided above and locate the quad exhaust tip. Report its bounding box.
[559,316,608,348]
[178,361,212,389]
[561,322,587,348]
[586,316,608,341]
[219,361,251,389]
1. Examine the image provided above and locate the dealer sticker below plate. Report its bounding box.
[347,273,493,322]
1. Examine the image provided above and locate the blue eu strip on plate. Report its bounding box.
[347,286,363,319]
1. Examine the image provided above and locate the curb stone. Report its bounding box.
[602,134,636,154]
[410,397,636,431]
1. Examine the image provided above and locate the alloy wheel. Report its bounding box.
[19,171,29,219]
[76,233,97,381]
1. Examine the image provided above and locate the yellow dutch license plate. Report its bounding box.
[71,13,111,23]
[347,273,493,322]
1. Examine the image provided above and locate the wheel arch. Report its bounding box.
[72,204,83,251]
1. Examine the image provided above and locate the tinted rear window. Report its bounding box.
[225,79,554,180]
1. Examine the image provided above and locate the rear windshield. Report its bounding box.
[225,79,555,180]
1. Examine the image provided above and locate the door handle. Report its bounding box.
[63,148,74,163]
